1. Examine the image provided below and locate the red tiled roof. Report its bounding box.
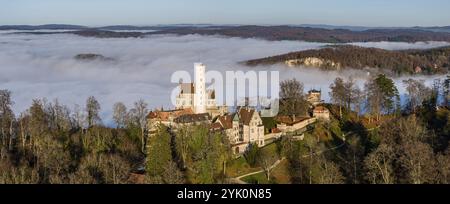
[210,122,223,131]
[275,115,310,126]
[272,128,282,133]
[239,108,255,126]
[174,113,210,123]
[146,108,194,121]
[218,115,233,129]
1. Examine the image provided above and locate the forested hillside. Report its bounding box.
[245,45,450,75]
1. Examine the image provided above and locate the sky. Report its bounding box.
[1,0,449,27]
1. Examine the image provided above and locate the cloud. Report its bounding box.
[0,32,446,125]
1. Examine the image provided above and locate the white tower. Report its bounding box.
[194,63,207,114]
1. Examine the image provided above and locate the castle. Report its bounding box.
[147,63,329,155]
[175,63,227,118]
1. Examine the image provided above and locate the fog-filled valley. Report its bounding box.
[0,31,447,124]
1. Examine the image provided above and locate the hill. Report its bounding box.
[9,25,450,43]
[244,45,450,75]
[151,25,450,43]
[0,24,87,30]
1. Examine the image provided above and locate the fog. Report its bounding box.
[0,32,447,125]
[350,41,450,50]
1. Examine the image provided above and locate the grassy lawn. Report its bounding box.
[241,172,270,184]
[227,141,284,180]
[241,159,291,184]
[225,156,261,178]
[270,159,291,184]
[260,142,278,155]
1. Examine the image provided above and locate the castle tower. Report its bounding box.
[194,63,207,114]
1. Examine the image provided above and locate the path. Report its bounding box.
[230,132,348,184]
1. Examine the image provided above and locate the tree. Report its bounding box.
[329,78,346,118]
[86,96,101,127]
[365,74,400,121]
[35,134,71,183]
[364,143,395,184]
[403,79,431,113]
[443,75,450,106]
[329,77,360,118]
[146,126,172,178]
[352,86,364,120]
[0,90,14,150]
[257,149,279,181]
[184,125,230,184]
[162,161,185,184]
[72,104,86,129]
[346,135,365,184]
[29,99,48,154]
[279,79,308,117]
[175,125,191,169]
[437,151,450,184]
[313,156,345,184]
[101,154,131,184]
[394,116,437,183]
[244,143,260,167]
[113,102,127,129]
[365,115,439,184]
[399,141,437,184]
[130,99,148,153]
[303,135,321,184]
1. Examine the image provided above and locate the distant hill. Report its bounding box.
[74,53,114,61]
[70,29,145,38]
[244,45,450,75]
[151,25,450,43]
[7,25,450,43]
[0,24,87,30]
[14,29,148,38]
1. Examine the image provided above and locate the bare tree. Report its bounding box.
[0,90,14,149]
[443,75,450,106]
[72,104,86,130]
[437,152,450,184]
[315,157,345,184]
[113,102,127,129]
[279,79,308,117]
[86,96,101,127]
[162,161,185,184]
[352,86,364,120]
[329,78,347,118]
[399,141,437,184]
[258,150,279,181]
[130,99,148,153]
[403,79,431,113]
[364,143,395,184]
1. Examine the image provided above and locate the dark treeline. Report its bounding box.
[246,45,450,75]
[0,91,232,184]
[0,95,146,184]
